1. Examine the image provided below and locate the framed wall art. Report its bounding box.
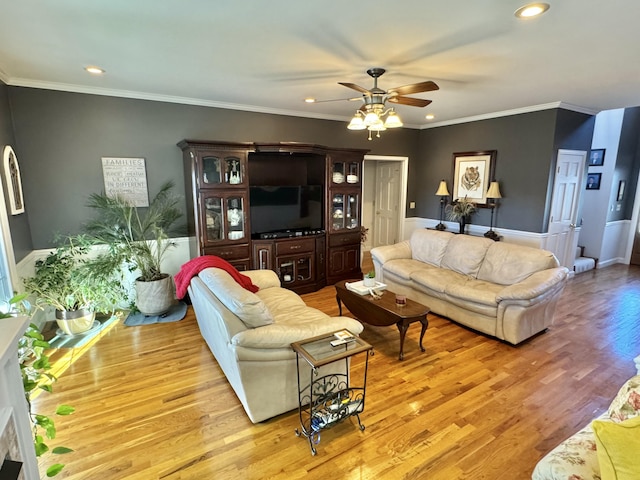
[101,157,149,207]
[2,145,25,215]
[617,180,626,201]
[589,149,605,166]
[451,150,497,205]
[586,172,601,190]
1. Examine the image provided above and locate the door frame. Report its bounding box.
[362,155,408,250]
[624,165,640,263]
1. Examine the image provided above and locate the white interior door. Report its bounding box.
[547,149,586,268]
[374,161,400,247]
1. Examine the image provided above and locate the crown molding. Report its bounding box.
[420,102,600,129]
[6,77,595,130]
[8,77,359,123]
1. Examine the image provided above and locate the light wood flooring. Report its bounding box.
[33,263,640,479]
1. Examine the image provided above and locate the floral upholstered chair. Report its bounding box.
[532,375,640,480]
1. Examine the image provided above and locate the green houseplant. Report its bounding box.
[446,196,477,234]
[1,293,74,477]
[83,181,183,315]
[22,235,127,335]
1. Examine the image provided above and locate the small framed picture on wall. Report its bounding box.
[586,172,601,190]
[617,180,626,201]
[589,149,605,166]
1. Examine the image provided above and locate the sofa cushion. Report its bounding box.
[531,420,600,480]
[199,268,274,328]
[410,229,453,266]
[477,242,559,285]
[592,415,640,480]
[440,235,493,277]
[411,267,468,297]
[384,258,434,282]
[608,375,640,422]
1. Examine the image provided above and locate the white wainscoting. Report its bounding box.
[599,220,630,268]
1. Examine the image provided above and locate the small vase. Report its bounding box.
[459,217,467,234]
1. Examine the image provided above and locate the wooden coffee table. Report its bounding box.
[335,280,430,361]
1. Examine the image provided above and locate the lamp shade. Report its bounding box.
[435,180,450,196]
[348,114,366,130]
[486,181,502,199]
[384,111,403,128]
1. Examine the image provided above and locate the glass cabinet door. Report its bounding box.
[200,152,245,187]
[331,159,360,185]
[226,195,245,241]
[330,192,360,231]
[202,193,247,244]
[204,196,224,241]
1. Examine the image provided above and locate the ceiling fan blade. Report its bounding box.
[387,96,432,107]
[388,81,439,96]
[338,82,371,95]
[309,97,361,104]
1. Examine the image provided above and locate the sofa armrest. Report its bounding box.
[497,267,569,303]
[243,269,282,290]
[231,316,363,350]
[370,240,412,265]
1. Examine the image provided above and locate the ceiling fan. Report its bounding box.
[339,67,439,109]
[330,68,439,139]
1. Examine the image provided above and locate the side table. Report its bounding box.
[291,331,373,455]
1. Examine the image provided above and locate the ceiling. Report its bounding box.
[2,0,640,129]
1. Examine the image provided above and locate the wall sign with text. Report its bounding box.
[101,157,149,207]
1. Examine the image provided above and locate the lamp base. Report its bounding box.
[484,230,500,241]
[435,223,447,231]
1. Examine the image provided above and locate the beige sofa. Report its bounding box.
[370,229,569,344]
[188,267,363,423]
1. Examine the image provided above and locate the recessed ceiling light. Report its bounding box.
[304,98,316,103]
[425,114,435,120]
[85,66,105,75]
[514,3,550,18]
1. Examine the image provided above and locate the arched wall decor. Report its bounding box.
[2,145,25,215]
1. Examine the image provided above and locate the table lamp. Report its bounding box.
[484,181,502,240]
[435,180,450,231]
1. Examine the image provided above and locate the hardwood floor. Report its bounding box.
[33,264,640,479]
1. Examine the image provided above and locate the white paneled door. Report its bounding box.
[547,149,587,269]
[373,161,400,247]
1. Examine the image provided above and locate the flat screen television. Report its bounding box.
[250,185,323,236]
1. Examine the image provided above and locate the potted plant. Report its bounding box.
[1,293,74,477]
[83,181,183,316]
[363,269,376,287]
[446,196,477,234]
[22,236,127,335]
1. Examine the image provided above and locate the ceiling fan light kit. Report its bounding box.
[335,67,438,140]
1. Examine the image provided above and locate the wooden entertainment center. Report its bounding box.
[178,140,369,293]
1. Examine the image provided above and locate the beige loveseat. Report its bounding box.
[188,267,363,423]
[371,229,569,344]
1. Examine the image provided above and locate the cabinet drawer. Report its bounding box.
[328,232,360,247]
[275,238,315,256]
[203,244,250,260]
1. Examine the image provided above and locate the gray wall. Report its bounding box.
[0,82,33,261]
[6,85,600,250]
[8,87,420,249]
[415,110,565,233]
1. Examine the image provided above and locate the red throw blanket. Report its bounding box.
[174,255,259,299]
